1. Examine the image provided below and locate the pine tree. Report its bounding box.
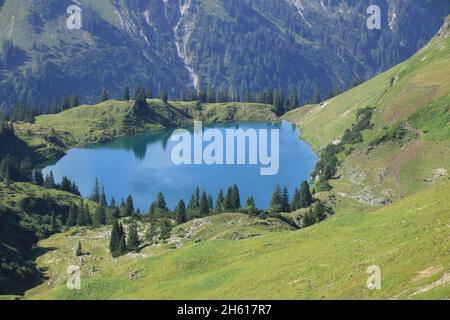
[123,195,134,217]
[93,205,106,227]
[298,181,313,208]
[200,191,209,216]
[246,196,257,216]
[160,219,172,241]
[33,169,44,186]
[75,242,83,257]
[127,220,140,251]
[110,221,123,258]
[145,223,157,242]
[77,201,92,226]
[50,212,59,233]
[66,205,78,227]
[231,185,241,210]
[216,190,224,212]
[100,186,107,208]
[118,232,127,255]
[44,171,56,189]
[193,187,200,208]
[269,185,283,213]
[282,187,290,212]
[175,200,187,225]
[155,192,168,214]
[224,187,234,211]
[91,178,100,203]
[208,195,214,211]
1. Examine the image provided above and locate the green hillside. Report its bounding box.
[284,17,450,202]
[12,100,276,163]
[24,181,449,300]
[18,18,450,300]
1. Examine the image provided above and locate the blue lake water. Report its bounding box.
[43,121,318,210]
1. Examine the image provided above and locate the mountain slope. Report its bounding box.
[284,14,450,202]
[20,15,450,301]
[24,180,450,300]
[0,0,449,110]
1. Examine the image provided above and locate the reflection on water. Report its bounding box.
[43,121,317,210]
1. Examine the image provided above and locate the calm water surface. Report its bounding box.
[43,121,317,210]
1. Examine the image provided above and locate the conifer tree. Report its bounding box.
[282,187,290,212]
[127,220,140,251]
[50,212,59,233]
[75,241,83,257]
[200,191,209,216]
[66,205,78,227]
[269,185,283,213]
[100,186,107,208]
[246,196,257,216]
[298,181,313,208]
[110,221,124,258]
[231,185,241,210]
[123,195,134,217]
[208,195,214,211]
[77,201,92,226]
[93,205,106,227]
[160,219,172,241]
[224,187,234,211]
[91,178,100,203]
[44,171,56,189]
[216,190,224,212]
[145,223,157,242]
[175,199,187,225]
[155,192,168,214]
[33,169,44,186]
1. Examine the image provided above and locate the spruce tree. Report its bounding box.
[160,219,172,241]
[282,187,290,212]
[100,186,107,208]
[110,221,123,258]
[66,205,78,227]
[246,196,257,216]
[200,191,209,216]
[91,178,100,203]
[44,171,56,189]
[224,187,234,211]
[123,195,134,217]
[156,192,168,214]
[33,169,44,186]
[77,201,92,226]
[50,212,59,233]
[299,181,313,208]
[93,205,106,227]
[175,200,187,225]
[75,241,83,257]
[145,223,157,242]
[269,185,283,213]
[127,220,140,251]
[216,190,224,212]
[231,185,241,210]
